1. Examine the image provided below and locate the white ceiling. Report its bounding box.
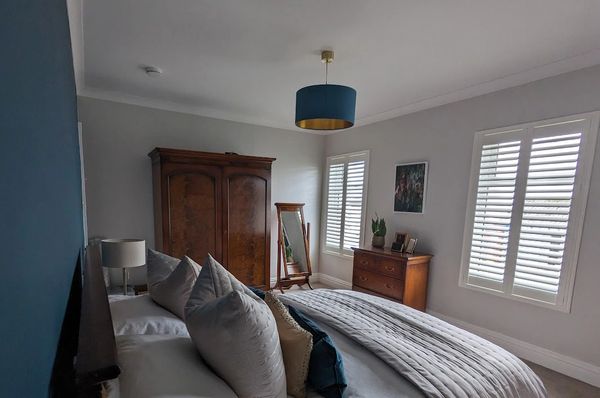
[74,0,600,132]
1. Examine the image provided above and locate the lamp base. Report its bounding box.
[122,268,128,296]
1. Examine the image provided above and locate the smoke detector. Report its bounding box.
[143,65,163,77]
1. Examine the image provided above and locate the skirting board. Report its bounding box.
[428,310,600,388]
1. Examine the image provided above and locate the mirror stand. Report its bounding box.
[274,202,313,293]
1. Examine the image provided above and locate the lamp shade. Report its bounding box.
[295,84,356,130]
[101,239,146,268]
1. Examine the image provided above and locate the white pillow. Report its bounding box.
[184,255,287,398]
[116,334,237,398]
[109,294,188,336]
[147,249,201,319]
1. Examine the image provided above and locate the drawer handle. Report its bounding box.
[360,260,369,266]
[385,266,395,271]
[385,283,393,289]
[359,276,368,282]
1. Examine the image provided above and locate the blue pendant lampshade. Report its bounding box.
[295,84,356,130]
[295,50,356,130]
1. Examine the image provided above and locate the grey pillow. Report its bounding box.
[147,249,180,286]
[184,255,287,398]
[147,249,201,319]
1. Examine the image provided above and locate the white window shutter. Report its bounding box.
[325,162,345,250]
[513,130,583,304]
[467,140,521,289]
[343,159,367,250]
[461,112,599,311]
[324,152,369,255]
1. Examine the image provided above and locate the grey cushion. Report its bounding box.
[184,255,287,398]
[147,249,180,286]
[265,291,313,398]
[147,249,201,319]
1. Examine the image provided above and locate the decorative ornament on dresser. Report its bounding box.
[394,162,428,213]
[371,214,387,248]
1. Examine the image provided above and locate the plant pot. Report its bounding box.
[372,235,385,248]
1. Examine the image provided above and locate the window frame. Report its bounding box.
[321,150,370,258]
[459,112,599,312]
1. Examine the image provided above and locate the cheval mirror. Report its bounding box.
[274,203,313,292]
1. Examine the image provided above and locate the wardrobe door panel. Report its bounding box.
[223,167,271,288]
[166,165,222,262]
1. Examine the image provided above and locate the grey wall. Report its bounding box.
[78,97,324,285]
[323,65,600,367]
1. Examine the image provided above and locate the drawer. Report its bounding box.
[354,252,405,279]
[352,267,404,301]
[352,285,402,303]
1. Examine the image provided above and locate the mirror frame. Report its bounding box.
[274,202,313,292]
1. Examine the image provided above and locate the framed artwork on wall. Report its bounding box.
[394,161,428,214]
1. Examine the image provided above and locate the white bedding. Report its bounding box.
[107,329,423,398]
[109,294,188,336]
[282,290,546,398]
[310,315,424,398]
[107,295,423,398]
[108,334,237,398]
[108,290,542,397]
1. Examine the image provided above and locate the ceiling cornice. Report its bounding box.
[354,47,600,129]
[67,3,600,135]
[78,87,322,134]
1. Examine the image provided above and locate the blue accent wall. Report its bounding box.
[0,1,83,396]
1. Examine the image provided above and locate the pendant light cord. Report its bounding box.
[325,61,329,85]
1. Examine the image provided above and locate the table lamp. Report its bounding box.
[101,239,146,295]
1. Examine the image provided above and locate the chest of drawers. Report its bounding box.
[351,246,432,311]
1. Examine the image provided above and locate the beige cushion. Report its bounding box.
[147,249,201,319]
[265,292,313,398]
[184,255,287,398]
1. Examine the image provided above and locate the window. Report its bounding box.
[323,151,369,255]
[460,112,599,311]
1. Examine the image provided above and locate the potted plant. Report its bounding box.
[371,214,387,248]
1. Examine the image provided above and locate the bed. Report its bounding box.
[105,289,546,398]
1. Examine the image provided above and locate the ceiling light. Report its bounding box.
[295,50,356,130]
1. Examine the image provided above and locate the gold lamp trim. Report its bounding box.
[296,118,354,130]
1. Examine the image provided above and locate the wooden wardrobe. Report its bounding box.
[149,148,275,289]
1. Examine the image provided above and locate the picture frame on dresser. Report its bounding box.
[392,232,410,252]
